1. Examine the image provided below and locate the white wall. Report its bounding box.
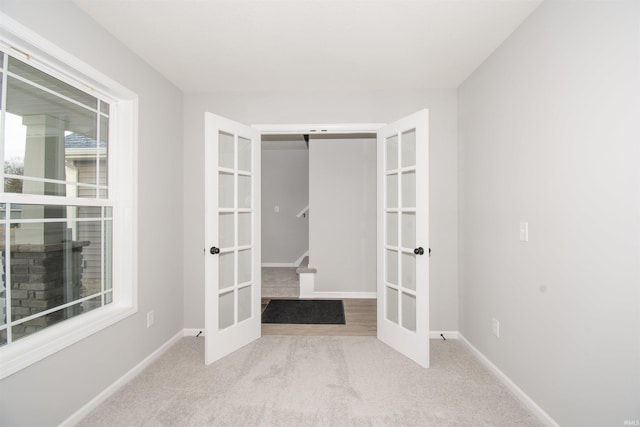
[309,136,376,294]
[184,89,458,331]
[0,1,184,425]
[457,1,640,425]
[262,147,309,264]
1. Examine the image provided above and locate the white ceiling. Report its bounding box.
[74,0,542,93]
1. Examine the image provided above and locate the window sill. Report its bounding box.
[0,304,136,380]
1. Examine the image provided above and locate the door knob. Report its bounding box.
[210,246,220,255]
[414,247,425,255]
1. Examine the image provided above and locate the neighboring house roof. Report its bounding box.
[64,133,106,149]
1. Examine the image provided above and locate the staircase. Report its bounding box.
[261,256,316,298]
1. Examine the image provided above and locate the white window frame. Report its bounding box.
[0,13,138,379]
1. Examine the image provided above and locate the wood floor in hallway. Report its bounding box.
[261,298,376,336]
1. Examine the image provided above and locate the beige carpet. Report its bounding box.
[79,337,542,426]
[261,267,300,298]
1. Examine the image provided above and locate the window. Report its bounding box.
[0,15,137,378]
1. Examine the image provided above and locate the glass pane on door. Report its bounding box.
[401,129,416,168]
[401,252,416,291]
[219,172,234,208]
[401,292,416,332]
[386,134,398,171]
[219,252,234,290]
[386,287,399,325]
[237,212,252,246]
[238,175,252,209]
[401,171,416,208]
[238,137,252,172]
[386,249,398,285]
[238,285,252,322]
[386,212,398,247]
[401,213,415,248]
[387,174,398,208]
[219,290,234,329]
[219,213,234,248]
[219,131,234,169]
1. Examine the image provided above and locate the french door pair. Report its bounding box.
[204,109,429,367]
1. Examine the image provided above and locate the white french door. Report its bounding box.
[204,112,261,365]
[377,109,430,368]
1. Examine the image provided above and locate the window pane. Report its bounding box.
[99,100,109,115]
[1,230,5,330]
[8,220,99,320]
[12,295,102,343]
[104,219,112,293]
[98,115,109,197]
[8,57,98,109]
[4,75,106,196]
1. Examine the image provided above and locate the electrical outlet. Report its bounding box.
[492,318,500,337]
[147,310,154,328]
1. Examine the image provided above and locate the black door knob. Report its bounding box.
[210,246,220,255]
[414,247,425,255]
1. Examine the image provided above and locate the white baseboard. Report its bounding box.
[61,330,184,427]
[262,262,297,267]
[262,251,310,268]
[299,291,377,299]
[429,331,459,340]
[458,333,559,427]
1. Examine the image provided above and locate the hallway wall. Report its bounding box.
[309,136,376,294]
[262,147,309,265]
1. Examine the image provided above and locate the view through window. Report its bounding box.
[0,49,114,347]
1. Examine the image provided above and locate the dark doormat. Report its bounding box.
[261,299,346,325]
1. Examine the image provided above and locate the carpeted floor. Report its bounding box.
[78,336,542,426]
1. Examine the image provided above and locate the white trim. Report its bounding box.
[253,123,385,135]
[261,251,309,268]
[296,205,309,218]
[59,331,184,427]
[299,291,377,300]
[262,262,298,268]
[294,250,310,267]
[458,334,560,427]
